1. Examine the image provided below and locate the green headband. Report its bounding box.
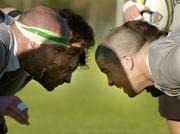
[15,21,70,46]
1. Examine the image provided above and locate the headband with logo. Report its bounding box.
[15,21,69,46]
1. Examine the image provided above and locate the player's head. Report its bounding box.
[14,6,79,91]
[10,7,95,91]
[95,21,165,97]
[7,7,95,67]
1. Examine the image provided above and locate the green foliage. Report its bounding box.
[0,0,116,24]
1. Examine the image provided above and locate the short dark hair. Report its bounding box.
[96,21,166,64]
[52,8,95,67]
[95,45,120,65]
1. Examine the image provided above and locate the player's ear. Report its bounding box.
[121,55,134,71]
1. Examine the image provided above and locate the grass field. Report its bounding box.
[6,48,169,134]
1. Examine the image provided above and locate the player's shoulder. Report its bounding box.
[0,41,8,73]
[0,27,12,53]
[0,12,13,48]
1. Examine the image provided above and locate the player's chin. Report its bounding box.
[43,85,56,91]
[41,82,63,91]
[37,79,63,91]
[127,93,137,98]
[34,75,65,91]
[124,89,137,98]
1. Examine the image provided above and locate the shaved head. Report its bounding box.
[18,6,69,38]
[95,21,164,97]
[96,21,165,64]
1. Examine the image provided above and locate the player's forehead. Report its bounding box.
[96,56,115,71]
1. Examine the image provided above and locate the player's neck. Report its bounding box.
[136,43,154,86]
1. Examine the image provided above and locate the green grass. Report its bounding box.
[6,48,169,134]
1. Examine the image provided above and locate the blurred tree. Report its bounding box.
[70,0,116,25]
[0,0,116,24]
[23,0,32,10]
[0,0,117,37]
[33,0,71,9]
[1,0,32,10]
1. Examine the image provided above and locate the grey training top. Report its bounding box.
[0,11,31,96]
[148,26,180,97]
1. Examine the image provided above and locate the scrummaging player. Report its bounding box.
[122,1,180,134]
[96,20,180,133]
[0,7,95,134]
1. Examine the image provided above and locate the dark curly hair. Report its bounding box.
[52,8,95,67]
[123,21,168,42]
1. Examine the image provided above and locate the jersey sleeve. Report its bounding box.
[0,41,6,73]
[0,27,11,74]
[164,45,180,85]
[166,26,180,84]
[148,29,180,96]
